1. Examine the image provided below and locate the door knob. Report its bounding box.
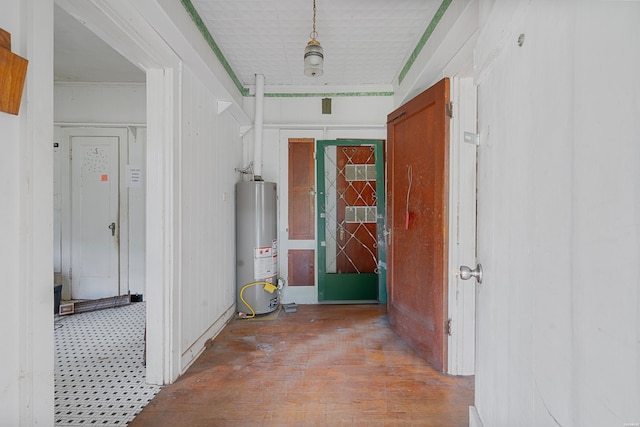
[459,264,483,284]
[108,222,116,236]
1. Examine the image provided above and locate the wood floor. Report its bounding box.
[130,304,474,427]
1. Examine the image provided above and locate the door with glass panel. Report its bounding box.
[316,140,386,302]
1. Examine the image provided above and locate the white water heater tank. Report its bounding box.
[235,181,279,315]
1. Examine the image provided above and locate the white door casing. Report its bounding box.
[279,129,324,305]
[447,75,478,375]
[70,130,125,299]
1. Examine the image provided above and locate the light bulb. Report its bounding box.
[304,40,324,77]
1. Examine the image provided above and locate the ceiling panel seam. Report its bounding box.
[398,0,452,85]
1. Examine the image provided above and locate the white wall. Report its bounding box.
[473,1,640,425]
[250,95,393,127]
[178,65,243,369]
[55,83,146,124]
[0,0,54,425]
[572,3,640,424]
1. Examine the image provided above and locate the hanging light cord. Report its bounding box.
[310,0,318,39]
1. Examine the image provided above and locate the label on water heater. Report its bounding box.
[254,242,278,280]
[272,240,278,276]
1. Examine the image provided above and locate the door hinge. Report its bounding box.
[446,101,453,118]
[463,132,480,146]
[69,267,72,281]
[445,318,452,336]
[387,111,406,124]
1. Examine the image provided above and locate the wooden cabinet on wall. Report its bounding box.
[0,29,28,115]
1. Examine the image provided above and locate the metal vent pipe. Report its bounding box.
[253,74,265,180]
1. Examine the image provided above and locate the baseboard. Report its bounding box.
[180,303,236,373]
[469,406,484,427]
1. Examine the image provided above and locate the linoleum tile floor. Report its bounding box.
[54,302,161,426]
[130,304,474,427]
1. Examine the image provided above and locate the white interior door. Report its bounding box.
[71,133,120,299]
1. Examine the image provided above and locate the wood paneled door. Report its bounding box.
[288,138,315,240]
[288,138,316,286]
[386,78,450,372]
[288,249,315,287]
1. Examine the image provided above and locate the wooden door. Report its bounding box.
[71,134,120,299]
[288,138,315,240]
[287,138,316,287]
[386,78,450,372]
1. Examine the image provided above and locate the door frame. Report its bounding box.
[55,0,182,385]
[446,74,478,375]
[279,130,324,305]
[316,139,387,303]
[60,127,129,300]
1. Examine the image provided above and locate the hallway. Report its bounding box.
[130,304,474,426]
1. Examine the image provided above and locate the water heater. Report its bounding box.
[236,181,279,315]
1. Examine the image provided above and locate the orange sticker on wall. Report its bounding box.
[101,174,108,182]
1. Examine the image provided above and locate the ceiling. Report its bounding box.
[54,1,445,90]
[54,5,145,83]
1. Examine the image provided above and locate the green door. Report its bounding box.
[316,140,386,303]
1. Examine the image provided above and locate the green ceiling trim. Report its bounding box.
[180,0,250,96]
[262,91,394,98]
[398,0,452,85]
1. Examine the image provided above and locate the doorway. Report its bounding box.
[53,2,153,417]
[55,127,146,301]
[316,139,386,303]
[69,129,122,299]
[53,0,181,385]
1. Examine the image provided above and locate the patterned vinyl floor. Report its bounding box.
[54,302,161,426]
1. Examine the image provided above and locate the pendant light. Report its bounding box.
[304,0,323,77]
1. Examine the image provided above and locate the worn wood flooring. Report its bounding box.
[130,304,474,427]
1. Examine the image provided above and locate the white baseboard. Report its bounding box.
[469,406,484,427]
[180,303,236,373]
